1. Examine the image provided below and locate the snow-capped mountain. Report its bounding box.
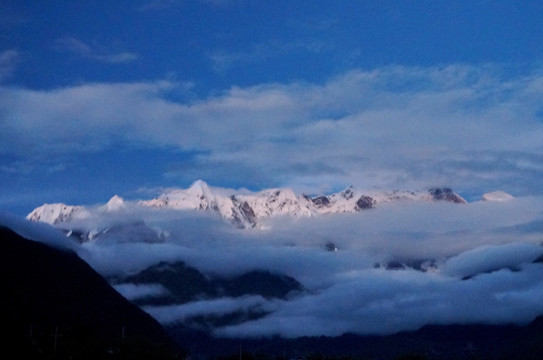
[139,180,321,228]
[138,181,467,228]
[101,194,126,212]
[27,180,471,231]
[26,203,90,224]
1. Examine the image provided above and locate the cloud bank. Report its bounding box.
[7,194,543,338]
[216,262,543,338]
[0,211,82,253]
[1,64,543,196]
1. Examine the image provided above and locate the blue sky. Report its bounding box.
[1,0,543,215]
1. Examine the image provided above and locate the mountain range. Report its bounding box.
[7,180,543,359]
[27,180,472,232]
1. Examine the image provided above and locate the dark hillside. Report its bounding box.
[0,226,183,359]
[119,261,304,306]
[170,317,543,360]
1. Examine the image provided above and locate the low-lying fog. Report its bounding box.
[3,195,543,338]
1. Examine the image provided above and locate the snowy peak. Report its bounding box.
[304,186,432,214]
[102,195,126,212]
[26,203,89,225]
[428,187,467,204]
[189,179,211,194]
[339,185,355,200]
[237,188,313,218]
[140,180,219,211]
[27,182,468,229]
[314,185,378,214]
[135,184,466,228]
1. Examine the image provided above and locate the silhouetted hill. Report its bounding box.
[118,261,304,306]
[116,261,304,331]
[0,226,184,359]
[168,315,543,360]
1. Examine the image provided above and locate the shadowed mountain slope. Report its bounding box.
[0,226,183,359]
[118,261,304,306]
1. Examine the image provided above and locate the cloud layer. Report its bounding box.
[1,64,543,197]
[5,194,543,338]
[216,262,543,338]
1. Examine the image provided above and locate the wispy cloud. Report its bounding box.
[200,0,239,6]
[209,38,330,73]
[144,295,276,325]
[138,0,237,12]
[54,37,138,64]
[137,0,180,12]
[114,283,169,300]
[0,49,20,82]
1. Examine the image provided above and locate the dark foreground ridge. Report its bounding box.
[170,318,543,360]
[0,226,184,359]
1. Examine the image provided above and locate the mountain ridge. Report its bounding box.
[0,226,183,359]
[27,180,472,230]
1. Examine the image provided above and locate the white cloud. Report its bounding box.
[144,295,277,325]
[209,38,329,73]
[215,264,543,338]
[1,64,543,195]
[54,37,138,64]
[114,282,169,300]
[5,194,543,338]
[0,81,177,156]
[442,243,543,278]
[0,212,82,253]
